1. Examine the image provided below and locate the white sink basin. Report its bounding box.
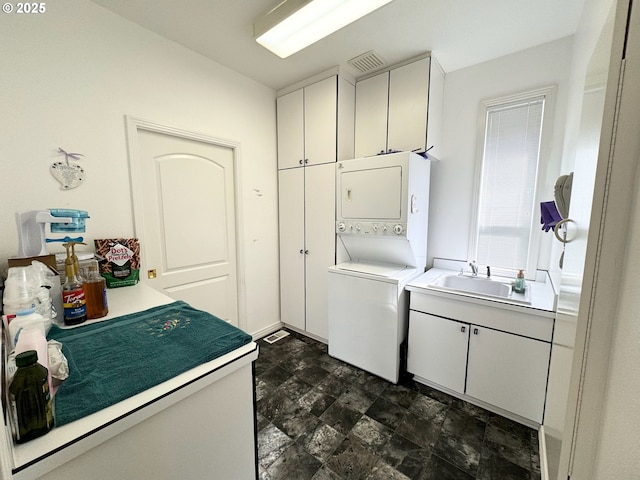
[427,274,530,304]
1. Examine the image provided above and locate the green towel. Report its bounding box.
[48,301,252,426]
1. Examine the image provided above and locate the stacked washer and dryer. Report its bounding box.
[328,151,433,384]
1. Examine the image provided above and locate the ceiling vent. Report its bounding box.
[348,50,386,74]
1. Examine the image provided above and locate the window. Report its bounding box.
[470,87,554,276]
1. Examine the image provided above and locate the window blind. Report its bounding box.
[475,97,544,270]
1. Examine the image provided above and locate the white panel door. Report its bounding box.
[278,168,306,330]
[304,77,337,166]
[388,57,430,153]
[277,89,304,169]
[407,311,469,394]
[354,71,389,158]
[136,128,238,324]
[466,326,550,422]
[304,163,336,340]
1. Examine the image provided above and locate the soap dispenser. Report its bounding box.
[514,269,526,294]
[69,241,87,281]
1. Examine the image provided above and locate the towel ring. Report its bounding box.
[554,218,576,243]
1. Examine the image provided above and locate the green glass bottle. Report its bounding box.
[9,350,54,443]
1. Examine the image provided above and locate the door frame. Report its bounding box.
[560,0,640,477]
[125,115,247,331]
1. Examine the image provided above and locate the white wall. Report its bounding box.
[430,37,573,271]
[591,1,640,475]
[593,161,640,477]
[0,0,280,336]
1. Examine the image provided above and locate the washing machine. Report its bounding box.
[327,151,434,384]
[328,261,421,383]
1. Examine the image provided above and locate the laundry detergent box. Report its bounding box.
[94,238,140,288]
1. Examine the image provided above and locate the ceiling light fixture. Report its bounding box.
[254,0,394,59]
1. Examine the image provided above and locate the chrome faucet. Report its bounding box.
[469,261,478,276]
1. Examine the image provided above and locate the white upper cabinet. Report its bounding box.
[354,72,389,157]
[355,55,444,158]
[277,75,354,169]
[276,89,304,169]
[304,77,337,166]
[388,58,430,155]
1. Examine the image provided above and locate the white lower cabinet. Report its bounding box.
[278,163,336,340]
[466,325,551,423]
[407,311,468,393]
[407,296,552,424]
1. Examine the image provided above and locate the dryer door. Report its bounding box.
[339,166,402,220]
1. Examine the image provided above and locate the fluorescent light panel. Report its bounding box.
[255,0,393,58]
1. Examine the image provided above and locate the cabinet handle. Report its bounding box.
[461,326,466,333]
[299,249,304,254]
[299,159,304,165]
[304,250,309,254]
[304,159,309,164]
[473,328,479,335]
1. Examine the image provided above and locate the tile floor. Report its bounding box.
[255,329,541,480]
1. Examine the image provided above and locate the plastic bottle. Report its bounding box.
[62,242,87,326]
[8,308,45,347]
[514,269,526,294]
[83,260,109,320]
[9,350,54,443]
[15,319,52,393]
[3,266,37,317]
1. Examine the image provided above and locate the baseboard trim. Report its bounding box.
[251,322,283,341]
[411,375,540,429]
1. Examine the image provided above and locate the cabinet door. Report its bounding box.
[407,311,469,393]
[466,326,550,423]
[305,77,337,166]
[277,89,304,169]
[278,168,305,330]
[354,72,389,158]
[387,57,430,153]
[304,163,336,340]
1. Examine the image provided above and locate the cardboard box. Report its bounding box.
[8,254,58,273]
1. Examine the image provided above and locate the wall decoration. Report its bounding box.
[51,147,85,189]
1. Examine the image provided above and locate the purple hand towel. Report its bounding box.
[541,201,562,232]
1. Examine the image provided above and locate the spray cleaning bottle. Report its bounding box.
[62,242,87,326]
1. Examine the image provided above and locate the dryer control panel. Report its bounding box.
[336,221,406,236]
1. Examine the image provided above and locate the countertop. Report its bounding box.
[407,267,557,317]
[4,284,258,480]
[53,283,175,329]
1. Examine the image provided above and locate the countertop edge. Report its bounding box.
[406,268,557,317]
[11,342,258,479]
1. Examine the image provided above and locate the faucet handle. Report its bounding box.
[468,260,478,276]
